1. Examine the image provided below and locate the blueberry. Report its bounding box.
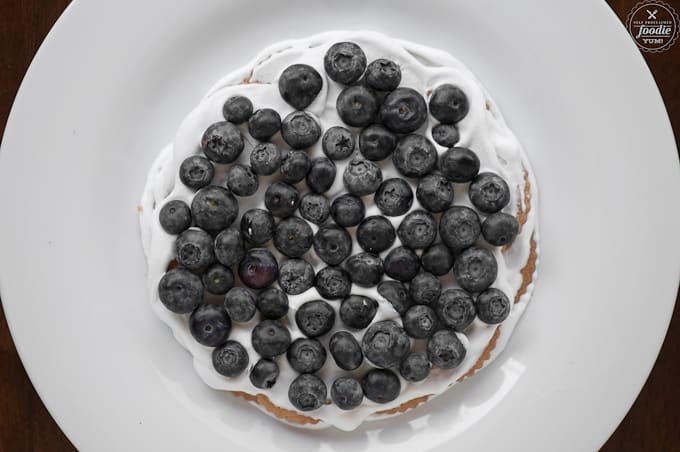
[313,225,352,266]
[201,121,245,163]
[429,84,469,124]
[410,272,442,305]
[279,64,323,110]
[331,376,364,410]
[240,208,275,245]
[281,111,322,149]
[427,330,466,369]
[435,289,476,331]
[299,193,330,225]
[159,200,192,235]
[191,185,238,233]
[469,172,511,213]
[361,320,410,368]
[403,305,440,339]
[288,374,327,412]
[251,319,291,358]
[179,155,215,190]
[202,263,234,295]
[295,300,335,337]
[256,287,289,320]
[322,126,355,161]
[314,266,351,300]
[250,359,279,389]
[476,288,511,324]
[482,212,519,246]
[223,95,253,124]
[175,228,215,271]
[239,248,279,289]
[439,147,480,183]
[227,164,258,197]
[189,304,231,346]
[287,338,327,373]
[399,352,431,382]
[361,369,401,403]
[306,157,336,193]
[214,228,245,267]
[431,124,460,147]
[377,280,412,315]
[416,174,453,213]
[330,194,365,227]
[439,206,481,251]
[380,88,428,133]
[212,340,249,377]
[356,215,396,253]
[421,243,454,276]
[393,134,437,178]
[264,181,300,217]
[365,59,401,91]
[274,216,313,258]
[345,252,384,287]
[248,108,281,141]
[374,178,413,216]
[452,246,497,292]
[397,210,437,249]
[337,85,379,127]
[343,158,383,196]
[250,142,282,176]
[340,295,378,329]
[158,268,203,314]
[278,258,314,295]
[224,287,257,323]
[324,42,367,84]
[280,150,311,184]
[359,124,397,161]
[329,331,363,370]
[383,246,420,282]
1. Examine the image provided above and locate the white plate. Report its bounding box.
[1,0,678,450]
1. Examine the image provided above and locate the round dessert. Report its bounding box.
[139,31,539,431]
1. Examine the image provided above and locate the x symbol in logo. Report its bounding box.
[647,9,658,19]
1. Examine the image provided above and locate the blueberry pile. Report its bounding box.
[157,41,520,413]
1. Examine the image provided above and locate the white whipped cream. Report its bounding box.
[139,31,539,431]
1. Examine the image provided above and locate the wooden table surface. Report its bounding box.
[0,1,678,450]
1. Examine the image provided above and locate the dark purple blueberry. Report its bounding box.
[226,164,258,197]
[345,252,384,287]
[256,287,289,320]
[287,338,327,373]
[299,193,331,225]
[377,280,412,315]
[337,85,379,127]
[330,194,365,227]
[431,124,460,147]
[175,228,215,271]
[374,178,413,216]
[250,142,281,176]
[313,225,352,266]
[288,374,327,412]
[361,320,410,368]
[240,208,275,245]
[158,268,203,314]
[393,134,437,178]
[365,59,401,91]
[159,200,192,235]
[397,210,437,249]
[222,95,253,124]
[224,287,257,323]
[439,147,480,183]
[452,246,497,292]
[239,248,278,289]
[214,228,245,267]
[179,155,214,190]
[314,266,352,300]
[403,305,440,339]
[273,216,313,258]
[439,206,481,251]
[251,319,291,358]
[361,369,401,403]
[409,272,442,305]
[421,243,454,276]
[189,304,231,346]
[250,359,279,389]
[427,330,466,369]
[278,258,314,295]
[340,295,378,329]
[212,340,249,377]
[281,111,322,149]
[331,376,364,410]
[383,246,420,282]
[343,158,383,196]
[416,174,453,213]
[329,331,363,371]
[306,157,336,193]
[356,215,396,253]
[435,289,476,331]
[295,300,335,337]
[476,288,511,324]
[280,150,311,184]
[278,64,323,110]
[191,185,238,233]
[359,124,397,161]
[399,352,431,382]
[264,181,300,218]
[202,263,234,295]
[482,212,519,246]
[248,108,281,141]
[201,121,244,163]
[429,84,469,124]
[322,126,355,161]
[380,88,428,133]
[324,42,367,84]
[469,172,511,213]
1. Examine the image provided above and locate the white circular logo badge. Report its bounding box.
[627,1,679,52]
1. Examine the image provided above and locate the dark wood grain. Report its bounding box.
[0,1,678,451]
